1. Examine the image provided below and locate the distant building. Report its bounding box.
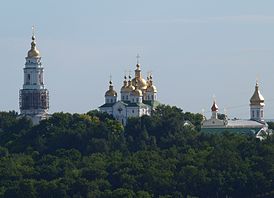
[201,82,269,138]
[19,30,49,124]
[99,60,159,125]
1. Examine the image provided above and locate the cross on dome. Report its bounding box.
[136,54,140,64]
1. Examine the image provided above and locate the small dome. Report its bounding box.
[211,101,218,112]
[131,80,143,97]
[27,36,40,58]
[105,89,117,97]
[120,76,129,93]
[250,82,264,105]
[146,76,157,93]
[126,76,135,92]
[105,81,117,97]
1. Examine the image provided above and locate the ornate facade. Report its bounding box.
[99,62,159,125]
[19,32,49,124]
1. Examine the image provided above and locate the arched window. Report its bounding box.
[26,74,31,84]
[257,110,260,118]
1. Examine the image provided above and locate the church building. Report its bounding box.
[99,60,159,125]
[201,81,269,138]
[19,30,49,125]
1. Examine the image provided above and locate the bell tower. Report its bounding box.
[19,27,49,124]
[250,81,265,122]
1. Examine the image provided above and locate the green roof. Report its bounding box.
[99,103,115,108]
[201,127,262,135]
[99,101,150,108]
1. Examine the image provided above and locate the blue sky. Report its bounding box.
[0,0,274,119]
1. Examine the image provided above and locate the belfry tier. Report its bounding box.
[23,35,44,90]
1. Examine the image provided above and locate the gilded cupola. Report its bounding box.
[146,75,157,93]
[250,82,265,106]
[127,75,135,92]
[105,80,117,97]
[27,35,40,58]
[131,80,143,97]
[132,63,147,90]
[120,76,128,93]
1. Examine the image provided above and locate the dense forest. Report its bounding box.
[0,105,273,198]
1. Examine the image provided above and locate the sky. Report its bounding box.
[0,0,274,119]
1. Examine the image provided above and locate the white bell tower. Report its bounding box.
[19,27,49,124]
[250,81,265,122]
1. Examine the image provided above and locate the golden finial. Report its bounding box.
[124,70,127,78]
[256,75,260,87]
[136,54,140,64]
[109,74,112,84]
[31,25,36,41]
[128,70,132,79]
[149,71,153,79]
[147,72,150,80]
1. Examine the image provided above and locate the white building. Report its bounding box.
[201,82,268,138]
[99,62,159,125]
[19,31,49,124]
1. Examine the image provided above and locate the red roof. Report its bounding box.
[211,101,218,112]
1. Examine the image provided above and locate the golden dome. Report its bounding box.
[126,76,135,92]
[250,82,264,105]
[27,36,40,58]
[146,76,157,93]
[105,81,117,97]
[132,63,147,90]
[132,76,147,90]
[131,80,143,97]
[120,76,129,93]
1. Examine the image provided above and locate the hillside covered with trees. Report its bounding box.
[0,105,273,198]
